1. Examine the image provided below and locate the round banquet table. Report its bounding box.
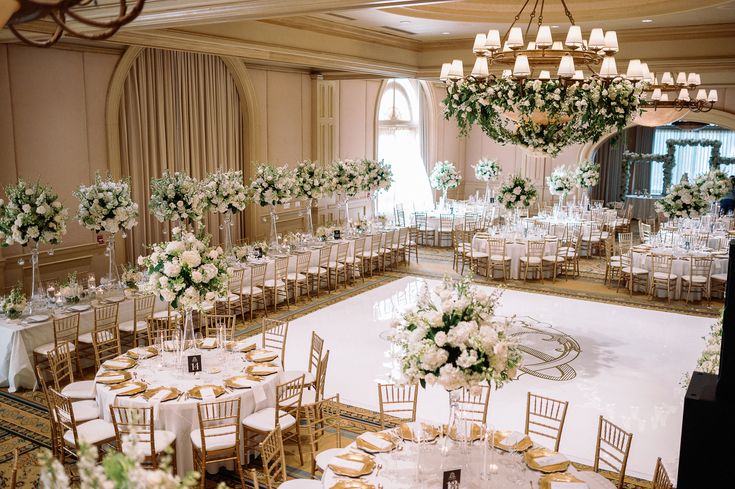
[625,195,661,221]
[321,426,613,489]
[472,235,559,279]
[94,345,281,473]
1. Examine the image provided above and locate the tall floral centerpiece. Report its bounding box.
[202,170,249,260]
[474,158,501,202]
[695,169,732,204]
[149,171,205,231]
[430,161,462,210]
[0,179,68,312]
[249,163,294,248]
[139,227,229,358]
[293,160,330,237]
[498,175,538,219]
[1,283,27,320]
[74,174,139,290]
[546,165,575,208]
[360,158,394,218]
[655,175,709,220]
[329,159,363,226]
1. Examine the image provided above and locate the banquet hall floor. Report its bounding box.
[283,276,712,480]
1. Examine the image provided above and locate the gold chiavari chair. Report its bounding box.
[305,394,343,476]
[392,227,408,267]
[639,222,652,243]
[651,457,674,489]
[37,366,63,459]
[33,312,82,379]
[617,232,633,251]
[190,398,247,489]
[590,416,633,489]
[465,236,489,277]
[37,365,98,438]
[328,241,350,289]
[262,318,289,367]
[464,213,479,232]
[525,392,569,452]
[283,331,324,390]
[110,405,177,472]
[47,343,96,400]
[380,231,394,271]
[682,255,713,304]
[119,293,155,348]
[264,255,290,312]
[711,270,727,300]
[693,233,709,250]
[520,240,546,282]
[242,375,305,466]
[394,207,406,227]
[287,251,311,301]
[346,237,367,283]
[560,232,582,278]
[258,426,321,489]
[617,250,649,296]
[603,238,622,286]
[406,225,419,263]
[581,222,604,257]
[93,323,122,370]
[307,244,331,296]
[146,315,179,345]
[361,234,382,277]
[488,237,512,280]
[239,262,268,320]
[414,212,435,246]
[438,214,454,247]
[451,229,464,272]
[649,253,677,302]
[215,268,245,316]
[542,236,566,282]
[202,314,236,342]
[78,302,119,368]
[455,385,491,424]
[377,383,418,429]
[309,350,330,404]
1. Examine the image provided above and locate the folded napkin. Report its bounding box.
[69,305,90,312]
[104,359,130,369]
[250,351,276,362]
[200,387,216,399]
[27,315,50,323]
[501,432,525,446]
[233,340,257,351]
[359,433,392,450]
[200,338,217,348]
[329,457,364,472]
[250,366,278,375]
[535,454,569,466]
[550,482,588,489]
[113,383,141,395]
[98,374,126,382]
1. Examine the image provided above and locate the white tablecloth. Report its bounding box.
[632,248,728,299]
[95,347,281,473]
[626,195,661,221]
[472,235,559,279]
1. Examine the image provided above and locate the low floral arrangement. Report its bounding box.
[498,175,538,210]
[430,161,462,191]
[1,283,27,319]
[74,174,139,236]
[149,171,205,225]
[389,276,522,392]
[293,160,330,200]
[139,228,230,309]
[233,241,270,261]
[361,159,394,193]
[121,263,142,290]
[695,169,732,203]
[201,170,249,215]
[0,179,68,247]
[329,159,364,197]
[655,176,709,219]
[315,225,339,240]
[60,271,82,304]
[474,158,501,182]
[546,165,575,197]
[249,163,294,207]
[574,160,601,189]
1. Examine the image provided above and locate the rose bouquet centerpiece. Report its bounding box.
[574,160,601,190]
[695,169,732,203]
[315,224,339,241]
[149,171,205,229]
[202,170,249,258]
[546,165,575,206]
[430,160,462,208]
[329,159,364,226]
[0,179,68,311]
[656,176,709,220]
[474,158,501,202]
[249,163,295,247]
[75,174,139,289]
[498,175,538,212]
[360,158,393,218]
[233,241,269,261]
[293,160,330,236]
[1,283,27,320]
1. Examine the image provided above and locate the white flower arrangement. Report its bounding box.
[329,159,364,197]
[74,174,139,235]
[249,163,295,207]
[430,161,462,191]
[293,160,330,199]
[474,158,501,182]
[390,276,522,392]
[121,263,143,289]
[1,283,26,319]
[360,159,394,193]
[138,228,230,310]
[498,175,538,210]
[655,179,709,219]
[574,160,601,189]
[60,271,82,304]
[0,179,68,247]
[546,165,575,197]
[149,171,206,224]
[695,169,732,203]
[315,224,339,240]
[201,170,249,214]
[233,241,269,260]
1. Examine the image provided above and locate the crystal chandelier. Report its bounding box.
[440,0,646,157]
[4,0,146,47]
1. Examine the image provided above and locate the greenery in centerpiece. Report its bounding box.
[498,174,538,210]
[1,283,27,319]
[201,170,249,214]
[149,171,206,225]
[574,160,601,189]
[695,169,732,202]
[360,158,394,193]
[546,165,575,198]
[655,175,709,219]
[0,179,68,247]
[474,158,501,182]
[329,159,364,198]
[74,173,139,235]
[60,271,82,304]
[430,160,462,192]
[249,163,295,207]
[292,160,331,199]
[233,241,270,260]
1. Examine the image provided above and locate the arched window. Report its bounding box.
[376,79,433,215]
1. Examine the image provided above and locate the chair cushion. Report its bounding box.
[190,425,238,451]
[152,310,180,320]
[468,252,489,259]
[711,273,727,281]
[128,430,176,456]
[682,275,708,284]
[653,272,677,280]
[78,332,93,344]
[287,272,306,281]
[63,418,115,446]
[242,407,296,431]
[357,252,376,259]
[61,380,96,400]
[201,301,215,312]
[307,266,326,275]
[216,293,240,303]
[623,267,649,275]
[281,370,315,386]
[316,447,351,472]
[264,279,286,288]
[490,255,511,262]
[542,256,565,263]
[327,261,345,269]
[72,399,100,422]
[279,480,322,488]
[34,341,74,355]
[119,319,147,333]
[239,286,263,296]
[520,257,542,264]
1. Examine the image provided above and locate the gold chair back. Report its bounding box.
[651,457,673,489]
[377,383,418,428]
[455,385,491,424]
[258,426,287,489]
[203,314,236,341]
[594,415,633,489]
[525,392,569,452]
[47,342,76,389]
[262,318,289,366]
[93,323,121,368]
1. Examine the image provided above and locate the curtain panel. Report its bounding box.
[119,48,245,260]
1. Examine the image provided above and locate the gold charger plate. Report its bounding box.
[330,481,375,489]
[127,346,158,360]
[102,356,137,370]
[110,381,147,397]
[446,422,483,442]
[538,473,586,489]
[398,422,439,442]
[355,432,396,453]
[245,349,279,363]
[187,384,226,400]
[95,370,131,385]
[226,340,257,353]
[140,386,180,402]
[524,447,571,473]
[197,339,218,350]
[245,365,279,376]
[327,452,375,478]
[493,431,533,452]
[224,375,262,389]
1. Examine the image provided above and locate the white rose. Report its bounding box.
[180,250,201,268]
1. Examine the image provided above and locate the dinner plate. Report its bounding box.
[447,422,483,442]
[355,432,396,453]
[327,452,375,478]
[102,357,137,370]
[26,314,50,323]
[187,384,226,400]
[398,422,439,442]
[68,304,91,312]
[226,340,257,353]
[524,447,571,473]
[95,370,131,385]
[110,381,147,397]
[330,481,375,489]
[493,431,533,452]
[245,349,279,363]
[538,472,587,489]
[245,365,279,376]
[127,346,158,360]
[141,386,180,402]
[224,375,262,389]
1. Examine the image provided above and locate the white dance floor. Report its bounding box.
[283,276,712,479]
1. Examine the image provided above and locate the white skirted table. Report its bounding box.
[625,195,661,221]
[471,235,559,279]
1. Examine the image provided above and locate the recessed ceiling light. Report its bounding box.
[441,31,451,35]
[642,19,653,23]
[400,20,411,24]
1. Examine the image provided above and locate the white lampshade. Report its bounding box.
[676,72,687,85]
[687,72,698,86]
[557,54,575,78]
[640,63,652,82]
[573,70,584,80]
[471,57,489,78]
[527,42,537,50]
[677,88,690,101]
[708,89,718,102]
[660,93,669,102]
[695,89,707,101]
[473,33,487,53]
[588,28,605,50]
[507,27,524,48]
[486,29,501,49]
[694,73,701,85]
[449,59,464,79]
[600,57,618,78]
[513,55,531,77]
[603,31,619,52]
[565,25,583,47]
[651,88,662,100]
[551,41,564,50]
[626,59,642,80]
[439,62,451,81]
[538,70,551,80]
[536,25,553,48]
[661,72,674,85]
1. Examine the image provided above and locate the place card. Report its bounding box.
[442,469,461,489]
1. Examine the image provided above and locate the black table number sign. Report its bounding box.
[443,469,461,489]
[333,229,341,240]
[187,354,202,373]
[255,247,263,258]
